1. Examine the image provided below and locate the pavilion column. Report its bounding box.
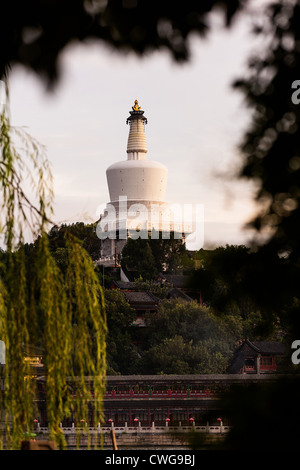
[256,354,261,374]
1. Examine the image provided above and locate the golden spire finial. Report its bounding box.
[132,99,141,111]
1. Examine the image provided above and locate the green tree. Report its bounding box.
[142,335,191,375]
[48,222,102,261]
[121,238,158,280]
[142,335,230,375]
[187,245,287,339]
[229,1,300,343]
[191,339,230,374]
[148,232,188,274]
[104,289,140,374]
[144,299,236,348]
[142,299,234,374]
[0,99,107,449]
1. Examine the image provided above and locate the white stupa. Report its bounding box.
[106,99,169,227]
[98,100,192,262]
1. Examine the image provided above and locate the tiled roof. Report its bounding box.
[250,341,285,354]
[123,291,159,306]
[167,287,193,302]
[110,280,137,290]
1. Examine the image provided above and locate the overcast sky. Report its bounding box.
[6,7,265,249]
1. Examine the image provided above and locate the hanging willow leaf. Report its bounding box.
[0,246,36,450]
[0,84,107,449]
[64,232,107,448]
[35,234,72,449]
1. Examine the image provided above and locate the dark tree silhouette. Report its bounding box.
[0,0,247,84]
[234,2,300,260]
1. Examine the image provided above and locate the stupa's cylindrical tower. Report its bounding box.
[106,100,168,204]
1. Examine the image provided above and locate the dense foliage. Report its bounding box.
[99,240,286,376]
[0,107,107,450]
[120,234,188,280]
[21,227,285,378]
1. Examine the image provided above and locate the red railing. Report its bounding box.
[104,388,219,399]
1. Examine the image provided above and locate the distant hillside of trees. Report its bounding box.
[10,222,289,376]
